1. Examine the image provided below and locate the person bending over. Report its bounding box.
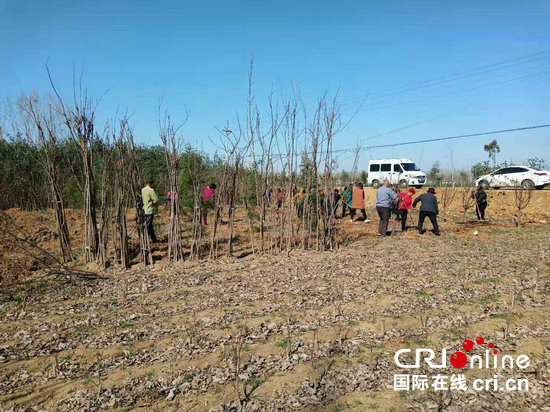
[412,187,440,236]
[397,188,415,231]
[473,186,488,221]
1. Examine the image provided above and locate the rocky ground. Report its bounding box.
[1,213,549,411]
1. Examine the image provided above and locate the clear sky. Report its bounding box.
[1,0,549,171]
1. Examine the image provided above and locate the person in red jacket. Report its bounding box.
[398,188,415,231]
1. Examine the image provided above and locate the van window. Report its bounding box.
[393,164,403,173]
[381,164,391,172]
[402,163,420,171]
[369,164,380,172]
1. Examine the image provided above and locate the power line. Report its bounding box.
[383,50,550,92]
[359,103,474,143]
[356,123,550,152]
[354,62,549,110]
[256,123,550,159]
[363,70,550,111]
[344,49,550,107]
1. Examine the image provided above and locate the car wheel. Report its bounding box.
[372,180,380,188]
[521,179,535,190]
[399,179,408,189]
[478,180,490,190]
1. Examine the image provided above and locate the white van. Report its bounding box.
[367,158,427,188]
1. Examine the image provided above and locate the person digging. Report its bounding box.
[412,187,441,236]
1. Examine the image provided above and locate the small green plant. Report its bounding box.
[224,326,266,409]
[276,339,289,349]
[40,361,53,373]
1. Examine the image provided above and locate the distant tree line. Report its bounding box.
[0,137,170,211]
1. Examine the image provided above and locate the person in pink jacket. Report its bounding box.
[202,183,216,225]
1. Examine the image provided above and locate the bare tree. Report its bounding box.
[460,187,476,225]
[48,67,100,263]
[439,185,457,222]
[225,137,242,257]
[246,60,280,253]
[124,125,151,266]
[158,106,187,261]
[97,133,113,268]
[320,94,341,250]
[182,146,205,260]
[16,93,73,262]
[112,118,132,268]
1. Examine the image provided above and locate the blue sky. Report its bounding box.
[1,0,549,171]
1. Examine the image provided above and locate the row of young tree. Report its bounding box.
[1,63,354,268]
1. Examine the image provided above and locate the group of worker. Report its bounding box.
[339,180,489,236]
[340,179,440,236]
[140,178,489,243]
[140,179,218,244]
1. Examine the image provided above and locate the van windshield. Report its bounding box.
[402,163,420,171]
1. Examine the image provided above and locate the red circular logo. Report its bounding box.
[450,351,468,368]
[462,340,474,351]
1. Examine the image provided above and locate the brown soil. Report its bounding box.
[0,189,549,411]
[1,188,548,285]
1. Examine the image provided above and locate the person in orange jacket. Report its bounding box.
[350,183,370,223]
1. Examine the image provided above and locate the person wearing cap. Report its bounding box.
[412,187,440,236]
[472,185,488,221]
[376,179,398,235]
[398,187,416,231]
[141,178,159,243]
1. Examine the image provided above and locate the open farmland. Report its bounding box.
[0,188,549,411]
